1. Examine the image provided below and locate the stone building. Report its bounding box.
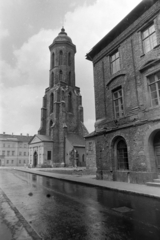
[29,28,88,167]
[0,133,32,166]
[86,0,160,183]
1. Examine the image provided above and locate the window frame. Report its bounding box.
[142,22,157,54]
[110,50,120,74]
[112,87,124,119]
[148,71,160,107]
[47,151,51,160]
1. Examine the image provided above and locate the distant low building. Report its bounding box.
[0,133,32,166]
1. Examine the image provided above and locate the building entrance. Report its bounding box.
[33,152,38,167]
[154,132,160,170]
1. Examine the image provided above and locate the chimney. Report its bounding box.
[27,134,29,136]
[21,133,22,136]
[12,133,14,135]
[3,132,5,135]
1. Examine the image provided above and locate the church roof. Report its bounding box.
[67,133,85,147]
[53,27,72,44]
[29,134,53,144]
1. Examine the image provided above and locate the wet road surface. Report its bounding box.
[0,169,160,240]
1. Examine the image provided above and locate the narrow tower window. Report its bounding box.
[68,52,71,66]
[51,53,55,69]
[68,71,71,86]
[59,50,63,65]
[68,92,72,112]
[50,72,54,88]
[59,70,63,81]
[50,93,54,113]
[49,120,53,136]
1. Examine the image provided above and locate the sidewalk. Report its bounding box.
[0,187,41,240]
[14,167,160,199]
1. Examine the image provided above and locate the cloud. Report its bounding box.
[0,21,9,39]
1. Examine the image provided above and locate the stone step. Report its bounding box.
[146,182,160,187]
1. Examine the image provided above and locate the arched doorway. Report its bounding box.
[154,131,160,170]
[112,136,129,171]
[33,151,38,167]
[117,139,129,170]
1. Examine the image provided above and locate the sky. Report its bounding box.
[0,0,142,136]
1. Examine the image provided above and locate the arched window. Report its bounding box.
[50,120,53,127]
[50,93,54,113]
[68,92,72,112]
[62,90,65,101]
[50,72,54,88]
[117,140,129,170]
[68,71,71,86]
[51,53,55,69]
[59,70,63,81]
[59,50,63,65]
[68,52,71,66]
[154,132,160,168]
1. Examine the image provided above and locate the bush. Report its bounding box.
[40,163,52,168]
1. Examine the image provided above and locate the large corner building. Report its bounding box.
[29,28,88,167]
[86,0,160,183]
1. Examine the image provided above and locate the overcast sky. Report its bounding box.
[0,0,141,136]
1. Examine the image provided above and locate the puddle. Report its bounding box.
[112,206,134,213]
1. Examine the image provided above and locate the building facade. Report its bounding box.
[86,0,160,183]
[29,28,88,167]
[0,133,32,166]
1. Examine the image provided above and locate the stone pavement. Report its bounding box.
[0,187,42,240]
[14,167,160,199]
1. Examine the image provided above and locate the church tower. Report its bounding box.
[38,28,88,166]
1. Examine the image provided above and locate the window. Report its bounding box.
[19,152,21,156]
[113,88,124,118]
[7,160,9,164]
[59,70,63,81]
[24,160,26,163]
[111,51,120,74]
[19,160,21,163]
[3,143,5,147]
[68,52,71,66]
[49,120,53,136]
[148,71,160,106]
[68,71,71,86]
[117,140,129,170]
[142,23,157,54]
[68,92,72,112]
[47,151,51,160]
[24,152,26,156]
[12,160,14,164]
[88,142,93,151]
[51,52,55,68]
[2,151,5,155]
[50,93,54,113]
[50,72,54,88]
[12,151,15,156]
[59,50,63,65]
[7,151,10,156]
